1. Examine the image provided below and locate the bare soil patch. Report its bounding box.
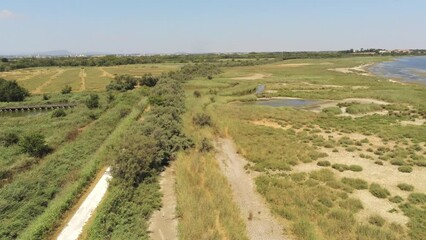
[400,119,425,126]
[215,138,290,240]
[148,164,178,240]
[329,64,373,76]
[79,69,87,91]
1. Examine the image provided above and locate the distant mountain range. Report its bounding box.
[0,50,111,57]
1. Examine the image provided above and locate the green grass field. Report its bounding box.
[185,56,426,240]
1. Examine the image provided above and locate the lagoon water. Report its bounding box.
[369,56,426,83]
[255,98,318,108]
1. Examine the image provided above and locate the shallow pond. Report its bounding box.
[255,98,319,108]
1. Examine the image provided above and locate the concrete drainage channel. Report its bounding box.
[57,167,112,240]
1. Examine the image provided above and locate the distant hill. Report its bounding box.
[34,50,74,56]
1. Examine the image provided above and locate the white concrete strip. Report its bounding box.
[57,167,112,240]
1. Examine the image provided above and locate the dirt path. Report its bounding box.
[215,138,288,240]
[57,167,112,240]
[99,67,115,78]
[32,69,65,94]
[148,164,178,240]
[79,69,87,91]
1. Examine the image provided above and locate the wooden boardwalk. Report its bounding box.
[0,103,77,112]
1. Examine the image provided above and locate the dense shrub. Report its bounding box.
[193,113,212,127]
[322,106,342,115]
[51,109,67,118]
[106,74,137,91]
[139,73,159,87]
[349,165,363,172]
[408,193,426,204]
[199,138,213,152]
[368,215,385,227]
[85,93,100,109]
[0,78,30,102]
[19,133,51,157]
[397,183,414,191]
[193,90,201,98]
[0,132,20,147]
[317,160,331,167]
[369,183,390,198]
[61,85,72,94]
[389,195,404,203]
[398,166,413,173]
[342,177,368,189]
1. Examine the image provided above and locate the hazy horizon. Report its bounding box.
[1,0,425,55]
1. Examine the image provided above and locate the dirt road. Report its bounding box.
[215,138,288,240]
[57,167,112,240]
[148,164,178,240]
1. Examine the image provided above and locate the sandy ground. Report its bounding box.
[292,145,426,225]
[79,69,87,91]
[215,138,289,240]
[307,98,389,113]
[400,118,426,126]
[57,167,112,240]
[329,64,373,76]
[232,73,272,80]
[148,164,178,240]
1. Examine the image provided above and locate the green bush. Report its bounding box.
[397,183,414,191]
[61,85,72,94]
[317,160,331,167]
[0,132,20,147]
[106,74,137,92]
[19,133,51,157]
[199,138,213,152]
[322,106,342,115]
[51,109,66,118]
[42,94,50,100]
[346,103,382,114]
[139,73,159,87]
[349,165,363,172]
[390,159,405,166]
[398,165,413,173]
[85,93,100,109]
[342,177,368,189]
[193,90,201,98]
[193,113,212,127]
[389,195,403,203]
[368,215,385,227]
[408,193,426,204]
[369,183,390,199]
[332,163,349,172]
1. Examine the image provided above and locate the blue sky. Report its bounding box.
[0,0,425,54]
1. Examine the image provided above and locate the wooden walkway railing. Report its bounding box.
[0,103,77,112]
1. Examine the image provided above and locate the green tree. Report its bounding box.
[20,133,50,157]
[85,94,100,109]
[0,78,30,102]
